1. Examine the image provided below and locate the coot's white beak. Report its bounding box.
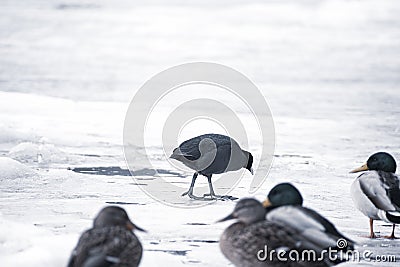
[250,167,254,175]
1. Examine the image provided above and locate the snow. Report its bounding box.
[0,214,76,267]
[8,141,69,164]
[0,157,37,180]
[1,0,400,266]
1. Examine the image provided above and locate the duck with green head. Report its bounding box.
[218,198,338,267]
[350,152,400,238]
[262,183,354,258]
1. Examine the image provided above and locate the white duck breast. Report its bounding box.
[351,171,400,222]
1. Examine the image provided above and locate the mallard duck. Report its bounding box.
[350,152,400,238]
[67,206,146,267]
[218,198,346,267]
[263,183,354,259]
[218,198,301,267]
[170,133,253,200]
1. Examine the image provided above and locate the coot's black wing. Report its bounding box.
[200,143,232,175]
[172,134,233,161]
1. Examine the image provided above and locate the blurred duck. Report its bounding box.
[350,152,400,238]
[67,206,145,267]
[218,198,348,267]
[263,183,354,261]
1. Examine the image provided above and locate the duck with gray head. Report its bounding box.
[218,198,342,267]
[67,206,146,267]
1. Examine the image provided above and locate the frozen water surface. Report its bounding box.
[1,0,400,266]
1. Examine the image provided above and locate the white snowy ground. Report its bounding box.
[1,0,400,266]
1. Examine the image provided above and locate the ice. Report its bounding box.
[0,213,76,267]
[1,0,400,266]
[8,141,69,164]
[0,157,37,180]
[2,89,400,266]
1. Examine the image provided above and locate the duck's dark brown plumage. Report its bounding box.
[218,198,334,267]
[67,206,144,267]
[220,220,304,267]
[68,226,142,267]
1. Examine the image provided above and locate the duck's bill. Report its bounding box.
[216,213,236,223]
[134,224,147,232]
[262,198,271,208]
[127,221,147,232]
[350,163,369,173]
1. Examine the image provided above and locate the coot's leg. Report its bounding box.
[203,175,238,201]
[206,175,217,197]
[182,172,205,200]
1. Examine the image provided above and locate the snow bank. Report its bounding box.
[0,213,75,267]
[8,142,69,164]
[0,157,37,180]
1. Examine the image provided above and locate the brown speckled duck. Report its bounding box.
[67,206,145,267]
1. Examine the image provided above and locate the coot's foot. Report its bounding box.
[202,193,238,201]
